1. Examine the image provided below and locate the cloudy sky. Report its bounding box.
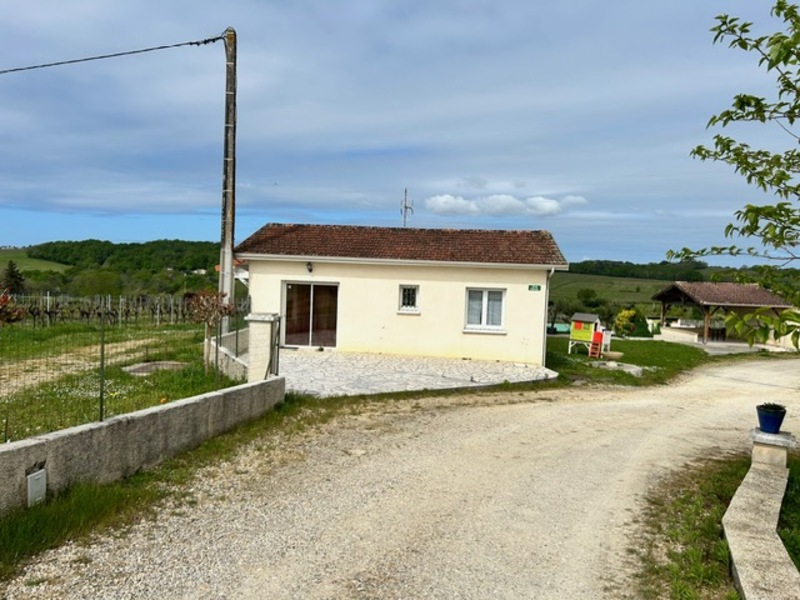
[0,1,789,265]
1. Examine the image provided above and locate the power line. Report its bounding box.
[0,34,225,76]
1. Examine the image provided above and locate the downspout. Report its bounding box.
[542,268,555,367]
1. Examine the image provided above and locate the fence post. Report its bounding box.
[99,308,106,421]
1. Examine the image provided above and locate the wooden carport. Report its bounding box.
[652,281,792,344]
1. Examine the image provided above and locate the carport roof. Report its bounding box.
[652,281,792,309]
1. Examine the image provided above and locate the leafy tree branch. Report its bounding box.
[669,1,800,346]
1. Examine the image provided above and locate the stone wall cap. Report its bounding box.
[246,313,281,322]
[750,428,797,448]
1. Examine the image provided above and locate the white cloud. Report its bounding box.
[484,194,526,215]
[425,194,480,216]
[425,193,587,218]
[521,196,561,216]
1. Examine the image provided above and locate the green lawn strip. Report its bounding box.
[636,454,750,600]
[545,336,712,386]
[0,478,163,581]
[779,453,800,570]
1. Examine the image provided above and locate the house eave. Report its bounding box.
[235,252,569,271]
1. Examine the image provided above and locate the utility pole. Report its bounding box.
[218,27,237,333]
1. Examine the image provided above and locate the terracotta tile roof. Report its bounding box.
[652,281,792,308]
[235,223,568,267]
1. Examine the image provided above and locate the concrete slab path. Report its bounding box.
[277,349,557,397]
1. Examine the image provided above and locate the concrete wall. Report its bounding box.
[723,432,800,598]
[247,258,553,365]
[657,326,700,344]
[0,377,285,517]
[209,334,249,381]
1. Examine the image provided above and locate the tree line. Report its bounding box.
[28,239,218,273]
[6,240,220,297]
[567,259,708,281]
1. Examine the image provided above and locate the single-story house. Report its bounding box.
[234,223,568,372]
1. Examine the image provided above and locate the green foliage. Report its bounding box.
[67,269,123,296]
[670,1,800,346]
[14,240,219,296]
[1,261,25,294]
[569,259,707,281]
[614,308,637,336]
[726,306,800,348]
[571,287,620,328]
[614,306,653,338]
[28,239,218,273]
[577,287,600,307]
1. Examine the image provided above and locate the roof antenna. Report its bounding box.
[401,188,414,227]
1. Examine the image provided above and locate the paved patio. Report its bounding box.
[276,349,557,397]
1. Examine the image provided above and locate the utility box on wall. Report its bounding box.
[27,468,46,507]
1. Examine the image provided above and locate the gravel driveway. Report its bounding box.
[3,358,799,599]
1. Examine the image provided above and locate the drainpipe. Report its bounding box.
[542,267,555,366]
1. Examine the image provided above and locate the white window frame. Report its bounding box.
[464,288,506,333]
[398,284,420,314]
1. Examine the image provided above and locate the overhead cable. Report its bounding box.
[0,34,224,76]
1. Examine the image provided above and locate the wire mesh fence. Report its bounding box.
[0,294,249,444]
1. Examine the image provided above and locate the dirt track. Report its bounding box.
[3,359,800,599]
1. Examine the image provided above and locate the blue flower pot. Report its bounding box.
[757,406,786,434]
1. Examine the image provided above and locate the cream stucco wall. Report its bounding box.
[246,258,554,365]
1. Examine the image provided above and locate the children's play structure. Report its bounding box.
[568,312,611,357]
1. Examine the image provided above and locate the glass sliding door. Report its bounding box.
[285,283,312,345]
[284,283,338,347]
[311,285,338,347]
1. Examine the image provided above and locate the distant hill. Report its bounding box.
[566,259,707,281]
[4,241,220,296]
[26,240,218,273]
[549,271,670,307]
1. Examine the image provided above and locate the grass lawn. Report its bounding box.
[545,335,711,386]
